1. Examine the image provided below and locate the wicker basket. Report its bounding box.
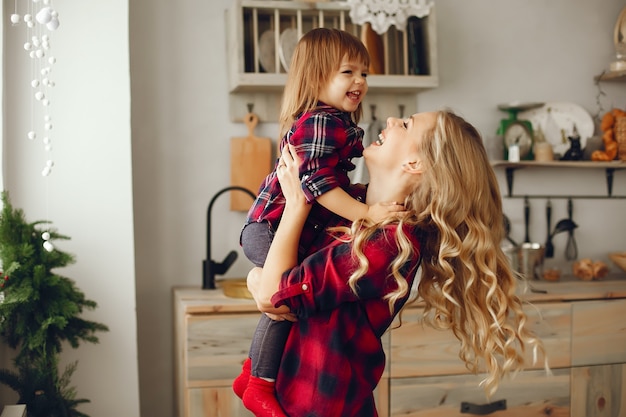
[616,116,626,161]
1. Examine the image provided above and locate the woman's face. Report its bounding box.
[364,112,437,171]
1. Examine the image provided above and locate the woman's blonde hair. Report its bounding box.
[342,110,546,397]
[278,28,370,138]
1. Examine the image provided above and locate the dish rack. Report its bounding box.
[225,0,439,122]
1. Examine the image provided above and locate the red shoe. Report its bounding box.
[242,376,287,417]
[232,357,251,399]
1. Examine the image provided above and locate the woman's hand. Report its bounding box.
[247,267,297,322]
[277,145,308,210]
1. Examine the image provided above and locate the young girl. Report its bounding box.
[247,110,548,416]
[234,28,401,416]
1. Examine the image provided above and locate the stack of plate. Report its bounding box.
[258,28,299,73]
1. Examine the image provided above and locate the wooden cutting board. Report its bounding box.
[230,112,272,211]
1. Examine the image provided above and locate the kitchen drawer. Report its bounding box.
[388,368,569,417]
[571,299,626,366]
[388,303,571,378]
[188,386,253,417]
[186,313,259,385]
[571,363,626,417]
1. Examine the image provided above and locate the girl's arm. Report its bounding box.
[292,113,402,222]
[316,187,368,221]
[317,187,403,223]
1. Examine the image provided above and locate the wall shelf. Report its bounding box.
[225,0,439,122]
[491,161,626,198]
[594,69,626,82]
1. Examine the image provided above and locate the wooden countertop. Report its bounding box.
[174,285,258,314]
[174,274,626,314]
[521,274,626,302]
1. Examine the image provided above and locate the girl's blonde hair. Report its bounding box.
[341,110,546,397]
[278,28,370,138]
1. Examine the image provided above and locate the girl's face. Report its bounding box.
[364,112,437,171]
[317,56,368,113]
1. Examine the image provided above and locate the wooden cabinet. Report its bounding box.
[173,280,626,417]
[225,0,439,121]
[381,281,626,417]
[174,289,259,417]
[387,369,571,417]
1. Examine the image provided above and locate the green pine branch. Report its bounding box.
[0,360,90,417]
[0,191,109,417]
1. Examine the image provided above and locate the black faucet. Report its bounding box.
[203,186,256,289]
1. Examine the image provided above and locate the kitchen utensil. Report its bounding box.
[523,196,531,243]
[230,112,272,211]
[504,242,546,282]
[565,198,578,260]
[550,218,578,238]
[503,214,518,247]
[518,242,545,281]
[551,218,577,234]
[544,200,554,258]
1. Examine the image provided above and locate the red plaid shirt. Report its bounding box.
[244,104,364,257]
[271,223,423,417]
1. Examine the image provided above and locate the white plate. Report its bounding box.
[258,30,276,73]
[279,28,299,71]
[518,102,594,156]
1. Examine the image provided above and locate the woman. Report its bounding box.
[246,110,546,416]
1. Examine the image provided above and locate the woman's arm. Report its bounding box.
[246,267,294,319]
[248,145,312,310]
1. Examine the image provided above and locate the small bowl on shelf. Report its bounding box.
[609,252,626,273]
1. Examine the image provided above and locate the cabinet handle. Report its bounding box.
[460,399,506,415]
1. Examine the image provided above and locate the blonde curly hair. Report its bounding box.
[338,109,546,397]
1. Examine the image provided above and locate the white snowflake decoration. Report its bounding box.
[347,0,433,35]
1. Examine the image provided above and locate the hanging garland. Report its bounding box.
[347,0,433,35]
[9,0,61,253]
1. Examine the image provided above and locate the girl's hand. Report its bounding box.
[367,201,407,223]
[277,145,308,209]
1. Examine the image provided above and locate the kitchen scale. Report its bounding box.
[497,102,544,160]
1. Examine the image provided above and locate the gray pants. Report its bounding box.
[241,221,292,379]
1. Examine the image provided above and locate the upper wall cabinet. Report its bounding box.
[225,1,439,121]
